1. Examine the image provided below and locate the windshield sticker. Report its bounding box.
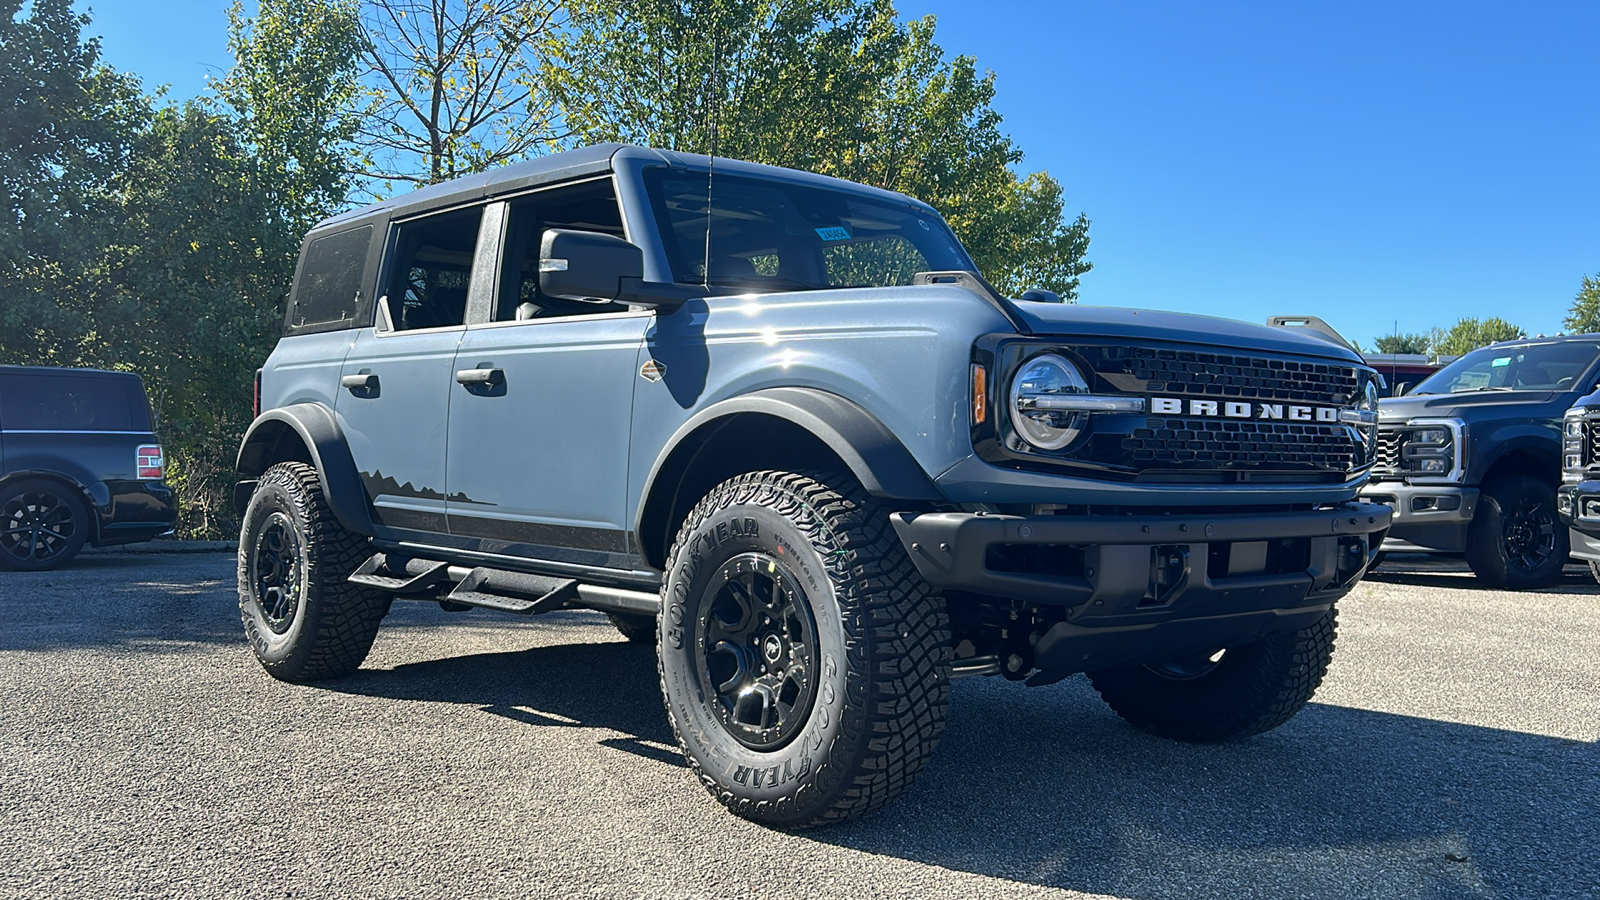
[814,226,851,242]
[1491,357,1511,367]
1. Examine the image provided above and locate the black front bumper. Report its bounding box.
[890,502,1391,673]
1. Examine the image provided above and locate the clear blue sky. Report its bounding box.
[78,0,1600,348]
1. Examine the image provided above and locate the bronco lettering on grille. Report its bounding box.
[1150,396,1340,423]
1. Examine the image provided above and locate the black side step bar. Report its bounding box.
[445,568,578,615]
[347,554,451,594]
[347,552,658,617]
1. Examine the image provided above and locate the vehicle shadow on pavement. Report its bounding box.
[0,557,242,652]
[318,621,1598,900]
[816,677,1599,900]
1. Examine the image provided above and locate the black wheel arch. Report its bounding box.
[0,470,102,545]
[235,403,374,536]
[634,388,944,571]
[1474,430,1560,488]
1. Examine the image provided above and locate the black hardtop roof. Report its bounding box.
[0,364,143,381]
[309,144,937,236]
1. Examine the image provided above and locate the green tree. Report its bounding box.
[1372,332,1431,354]
[0,0,148,366]
[555,0,1090,297]
[1435,317,1525,356]
[1563,273,1600,335]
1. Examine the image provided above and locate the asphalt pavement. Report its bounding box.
[1,552,1596,900]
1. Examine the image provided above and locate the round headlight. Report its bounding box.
[1009,354,1089,451]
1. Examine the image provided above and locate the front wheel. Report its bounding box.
[238,462,387,682]
[1088,607,1337,743]
[658,470,950,828]
[1465,475,1567,589]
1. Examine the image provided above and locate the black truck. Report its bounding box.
[1359,335,1600,588]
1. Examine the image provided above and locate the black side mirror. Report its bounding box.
[539,229,644,303]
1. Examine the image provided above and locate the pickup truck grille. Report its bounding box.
[1372,429,1403,474]
[1588,419,1600,466]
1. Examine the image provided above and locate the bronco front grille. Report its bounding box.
[1127,418,1358,470]
[1110,346,1360,406]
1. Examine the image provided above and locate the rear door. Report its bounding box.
[336,206,491,538]
[444,180,649,568]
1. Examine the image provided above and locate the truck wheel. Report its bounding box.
[238,462,386,682]
[0,479,90,571]
[658,470,950,828]
[607,611,656,643]
[1088,607,1337,743]
[1465,474,1567,589]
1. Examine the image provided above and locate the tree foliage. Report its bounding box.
[355,0,567,189]
[1563,273,1600,335]
[555,0,1090,297]
[1435,317,1525,356]
[1372,332,1432,354]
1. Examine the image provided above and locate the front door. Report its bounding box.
[444,181,649,570]
[336,205,488,538]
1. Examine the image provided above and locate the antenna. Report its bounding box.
[701,21,719,287]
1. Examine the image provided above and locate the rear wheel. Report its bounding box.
[658,470,950,828]
[1465,474,1567,589]
[238,462,387,682]
[0,479,89,571]
[1089,607,1337,743]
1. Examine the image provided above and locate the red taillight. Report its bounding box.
[253,368,262,418]
[137,444,164,481]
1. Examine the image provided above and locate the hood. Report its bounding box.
[1378,390,1562,422]
[1008,301,1363,362]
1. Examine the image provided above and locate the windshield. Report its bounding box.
[1410,341,1600,394]
[644,169,976,291]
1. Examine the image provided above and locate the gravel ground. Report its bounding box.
[1,552,1596,900]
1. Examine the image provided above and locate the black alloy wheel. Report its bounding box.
[0,482,89,571]
[695,552,819,751]
[1499,496,1558,576]
[248,511,305,634]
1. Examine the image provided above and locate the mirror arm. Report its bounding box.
[616,276,703,309]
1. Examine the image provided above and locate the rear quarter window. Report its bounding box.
[287,224,375,335]
[0,373,150,432]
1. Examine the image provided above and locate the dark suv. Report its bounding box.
[234,144,1389,827]
[1358,336,1600,588]
[0,366,177,570]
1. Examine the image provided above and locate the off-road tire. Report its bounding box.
[238,462,386,682]
[1088,606,1338,743]
[0,479,90,572]
[1465,474,1567,589]
[658,469,950,829]
[607,611,656,643]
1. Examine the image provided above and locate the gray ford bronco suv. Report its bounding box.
[234,144,1390,827]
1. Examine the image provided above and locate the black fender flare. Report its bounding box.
[1474,426,1560,485]
[235,403,374,535]
[635,387,944,534]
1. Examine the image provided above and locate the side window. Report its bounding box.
[384,208,483,331]
[288,225,372,333]
[0,374,142,432]
[822,236,931,288]
[495,180,626,322]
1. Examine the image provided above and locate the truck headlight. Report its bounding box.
[1009,353,1089,450]
[1564,409,1590,483]
[1397,420,1460,478]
